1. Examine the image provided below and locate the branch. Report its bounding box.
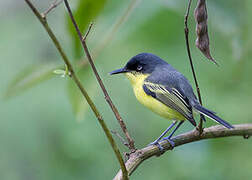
[82,22,93,41]
[24,1,127,179]
[111,130,129,147]
[63,0,136,153]
[184,0,204,133]
[114,124,252,180]
[41,0,63,18]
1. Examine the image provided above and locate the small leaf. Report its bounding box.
[4,63,60,98]
[194,0,218,65]
[53,65,70,78]
[53,69,66,75]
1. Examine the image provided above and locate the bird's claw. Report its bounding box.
[148,141,164,153]
[162,137,175,149]
[149,138,175,154]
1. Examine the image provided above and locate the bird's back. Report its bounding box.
[146,63,198,106]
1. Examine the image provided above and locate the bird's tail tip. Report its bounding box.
[193,104,234,129]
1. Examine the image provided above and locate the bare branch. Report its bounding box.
[111,130,129,148]
[77,0,140,68]
[41,0,63,18]
[24,1,126,179]
[114,124,252,180]
[82,22,93,42]
[184,0,205,133]
[63,0,132,179]
[63,0,136,154]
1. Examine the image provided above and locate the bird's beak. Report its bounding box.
[109,67,128,75]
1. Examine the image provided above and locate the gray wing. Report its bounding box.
[143,81,196,126]
[147,65,198,104]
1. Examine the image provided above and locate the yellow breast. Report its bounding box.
[125,72,185,121]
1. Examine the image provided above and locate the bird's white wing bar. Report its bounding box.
[143,81,194,123]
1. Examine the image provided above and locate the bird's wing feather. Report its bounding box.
[143,81,196,126]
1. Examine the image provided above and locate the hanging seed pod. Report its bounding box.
[194,0,218,65]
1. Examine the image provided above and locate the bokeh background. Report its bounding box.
[1,0,252,179]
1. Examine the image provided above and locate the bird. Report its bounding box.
[110,53,233,150]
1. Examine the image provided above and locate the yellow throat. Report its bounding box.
[125,72,186,121]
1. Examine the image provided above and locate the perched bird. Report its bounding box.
[110,53,233,150]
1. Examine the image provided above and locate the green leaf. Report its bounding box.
[53,64,70,77]
[4,63,60,98]
[53,69,66,75]
[67,68,99,121]
[67,0,108,59]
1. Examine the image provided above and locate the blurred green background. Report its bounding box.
[1,0,252,179]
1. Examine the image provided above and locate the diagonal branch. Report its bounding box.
[24,1,127,179]
[184,0,204,133]
[113,124,252,180]
[63,0,136,154]
[78,0,141,67]
[82,22,93,41]
[41,0,63,18]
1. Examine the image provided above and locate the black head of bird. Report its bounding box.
[110,53,167,75]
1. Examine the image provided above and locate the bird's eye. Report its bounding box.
[136,65,143,71]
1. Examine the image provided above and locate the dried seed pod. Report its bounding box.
[194,0,218,65]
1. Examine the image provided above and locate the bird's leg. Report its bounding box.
[149,120,177,151]
[162,120,185,148]
[150,121,177,144]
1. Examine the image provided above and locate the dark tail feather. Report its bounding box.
[193,104,234,129]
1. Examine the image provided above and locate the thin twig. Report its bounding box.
[63,0,131,179]
[12,0,139,99]
[111,130,129,147]
[113,123,252,180]
[24,1,127,179]
[184,0,204,133]
[64,0,136,154]
[82,22,93,42]
[41,0,63,18]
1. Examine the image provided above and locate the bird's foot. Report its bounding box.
[161,137,175,149]
[148,140,164,153]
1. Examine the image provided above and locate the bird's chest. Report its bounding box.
[133,83,171,118]
[125,73,152,107]
[126,73,184,120]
